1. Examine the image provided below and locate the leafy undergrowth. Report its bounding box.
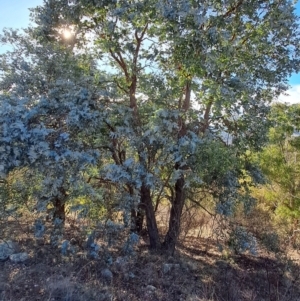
[0,218,300,301]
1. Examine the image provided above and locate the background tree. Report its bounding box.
[0,0,299,254]
[255,103,300,247]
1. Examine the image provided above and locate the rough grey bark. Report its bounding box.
[162,174,185,255]
[140,184,161,249]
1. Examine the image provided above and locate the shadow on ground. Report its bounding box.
[0,219,300,301]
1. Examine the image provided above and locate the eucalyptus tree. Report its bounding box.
[0,27,107,245]
[1,0,299,254]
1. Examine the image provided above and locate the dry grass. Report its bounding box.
[0,210,300,301]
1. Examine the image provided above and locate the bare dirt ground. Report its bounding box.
[0,215,300,301]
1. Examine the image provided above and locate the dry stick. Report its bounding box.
[187,196,215,217]
[265,264,272,301]
[75,260,95,278]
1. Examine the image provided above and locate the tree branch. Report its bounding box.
[187,196,215,216]
[223,0,243,18]
[109,49,130,81]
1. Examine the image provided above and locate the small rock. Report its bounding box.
[115,256,128,271]
[146,285,156,291]
[162,263,180,274]
[162,263,172,274]
[185,260,198,272]
[0,241,18,261]
[101,268,113,284]
[61,240,69,256]
[9,252,29,263]
[124,272,135,280]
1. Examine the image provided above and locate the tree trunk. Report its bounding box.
[131,208,144,234]
[162,175,185,255]
[140,183,161,249]
[127,182,145,233]
[50,193,66,247]
[162,81,191,255]
[53,196,66,222]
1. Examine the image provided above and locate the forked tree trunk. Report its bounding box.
[140,184,161,249]
[162,175,185,255]
[161,81,191,255]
